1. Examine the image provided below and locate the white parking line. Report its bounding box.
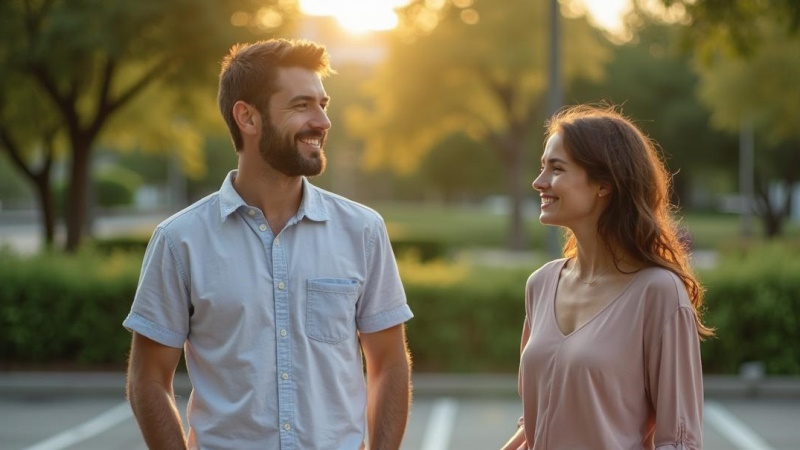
[420,397,459,450]
[22,401,133,450]
[705,400,776,450]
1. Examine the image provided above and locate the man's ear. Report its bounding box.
[233,101,260,137]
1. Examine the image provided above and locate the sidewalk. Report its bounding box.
[2,372,799,398]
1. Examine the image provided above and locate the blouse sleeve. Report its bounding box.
[646,306,704,450]
[516,273,536,430]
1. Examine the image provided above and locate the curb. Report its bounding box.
[1,372,799,398]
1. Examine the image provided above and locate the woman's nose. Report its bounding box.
[532,173,547,191]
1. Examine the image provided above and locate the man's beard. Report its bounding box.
[258,119,327,177]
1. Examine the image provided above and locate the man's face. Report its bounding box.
[259,66,331,177]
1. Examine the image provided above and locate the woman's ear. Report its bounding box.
[597,184,612,198]
[233,101,260,137]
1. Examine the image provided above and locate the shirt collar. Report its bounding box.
[218,170,329,222]
[299,177,330,222]
[219,170,246,220]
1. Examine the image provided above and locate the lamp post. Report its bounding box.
[546,0,562,257]
[739,117,754,237]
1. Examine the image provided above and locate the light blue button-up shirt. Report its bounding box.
[123,171,413,450]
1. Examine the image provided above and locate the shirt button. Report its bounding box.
[280,329,287,337]
[259,224,267,232]
[275,237,280,245]
[248,209,255,216]
[283,423,291,431]
[282,372,289,380]
[278,281,285,290]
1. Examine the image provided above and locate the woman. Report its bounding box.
[501,105,713,450]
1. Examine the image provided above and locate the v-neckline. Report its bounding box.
[550,258,642,338]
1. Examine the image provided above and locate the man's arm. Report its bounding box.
[126,332,187,450]
[360,324,411,450]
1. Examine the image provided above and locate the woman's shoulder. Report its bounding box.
[634,266,692,310]
[526,258,568,289]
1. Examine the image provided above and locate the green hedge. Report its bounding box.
[0,249,139,366]
[698,242,800,374]
[1,243,799,374]
[405,267,530,372]
[94,166,142,208]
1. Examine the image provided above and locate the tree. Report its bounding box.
[692,21,800,236]
[0,0,296,251]
[654,0,800,56]
[0,67,63,248]
[347,0,609,250]
[569,22,738,208]
[649,0,800,236]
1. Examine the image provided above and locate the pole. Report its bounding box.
[546,0,562,257]
[739,117,754,237]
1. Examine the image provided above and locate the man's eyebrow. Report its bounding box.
[288,95,330,103]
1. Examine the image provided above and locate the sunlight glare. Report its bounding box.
[300,0,412,33]
[577,0,632,35]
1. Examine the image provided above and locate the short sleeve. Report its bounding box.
[647,306,704,449]
[122,226,191,348]
[355,217,413,333]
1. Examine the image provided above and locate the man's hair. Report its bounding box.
[218,38,334,150]
[546,104,714,339]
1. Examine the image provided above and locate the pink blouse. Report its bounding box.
[518,259,703,449]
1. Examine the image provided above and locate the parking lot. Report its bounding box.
[2,373,799,449]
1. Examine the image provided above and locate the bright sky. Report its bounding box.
[299,0,412,34]
[299,0,632,35]
[580,0,632,35]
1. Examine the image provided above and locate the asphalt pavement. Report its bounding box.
[1,372,799,450]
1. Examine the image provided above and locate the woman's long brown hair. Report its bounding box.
[547,105,714,339]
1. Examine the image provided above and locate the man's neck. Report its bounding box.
[233,160,304,234]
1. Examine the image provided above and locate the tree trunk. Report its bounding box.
[65,141,91,252]
[754,177,795,239]
[33,174,55,249]
[501,136,528,251]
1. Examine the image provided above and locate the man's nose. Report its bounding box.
[310,108,331,130]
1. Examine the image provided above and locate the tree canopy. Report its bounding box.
[650,0,800,236]
[0,0,297,250]
[348,0,609,249]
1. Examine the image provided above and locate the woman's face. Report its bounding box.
[532,132,607,229]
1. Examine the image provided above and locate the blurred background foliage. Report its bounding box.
[2,0,800,373]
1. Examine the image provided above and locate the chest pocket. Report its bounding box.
[306,278,360,344]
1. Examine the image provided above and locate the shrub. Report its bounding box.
[0,249,140,365]
[94,166,143,208]
[1,242,799,374]
[404,265,530,372]
[92,235,149,255]
[698,242,800,375]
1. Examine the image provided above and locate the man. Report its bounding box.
[124,39,413,450]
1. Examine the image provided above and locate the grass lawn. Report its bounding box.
[369,202,800,251]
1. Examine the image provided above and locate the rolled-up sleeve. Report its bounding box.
[122,226,191,348]
[355,217,413,333]
[647,306,704,450]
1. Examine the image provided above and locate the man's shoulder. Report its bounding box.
[311,184,384,225]
[156,192,221,234]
